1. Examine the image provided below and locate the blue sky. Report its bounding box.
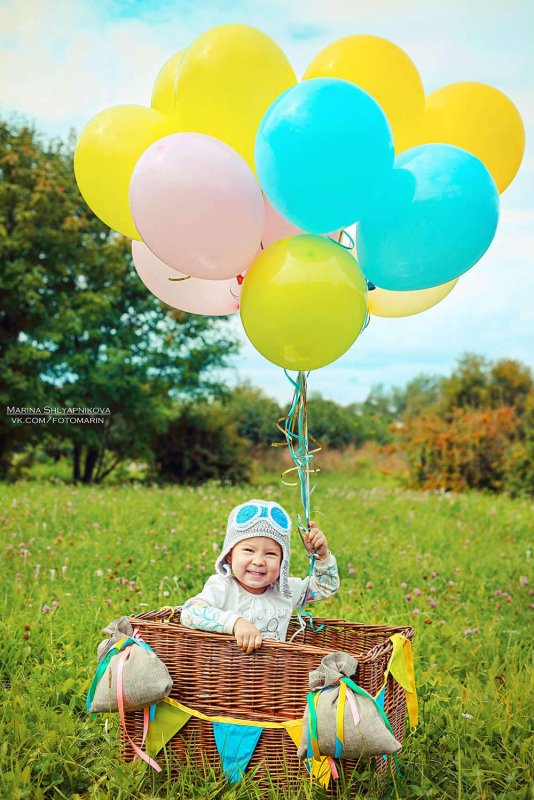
[1,0,532,404]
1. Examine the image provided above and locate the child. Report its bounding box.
[181,499,340,653]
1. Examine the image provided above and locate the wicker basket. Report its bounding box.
[121,609,414,790]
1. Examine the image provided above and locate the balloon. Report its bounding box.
[357,144,499,291]
[255,78,394,234]
[262,197,340,248]
[74,105,175,239]
[132,241,240,316]
[262,198,303,247]
[174,24,296,171]
[303,35,425,153]
[151,49,186,116]
[129,133,264,280]
[368,278,458,318]
[411,82,525,194]
[240,235,368,370]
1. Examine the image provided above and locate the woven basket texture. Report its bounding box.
[121,608,414,791]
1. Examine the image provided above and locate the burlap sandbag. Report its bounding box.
[89,617,172,713]
[297,652,401,760]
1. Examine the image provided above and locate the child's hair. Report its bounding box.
[214,499,293,598]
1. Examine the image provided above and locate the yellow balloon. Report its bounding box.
[412,82,525,193]
[151,49,186,116]
[368,278,458,318]
[74,105,176,239]
[174,24,297,171]
[240,236,368,370]
[303,35,425,152]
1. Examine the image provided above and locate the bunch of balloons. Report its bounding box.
[74,25,524,371]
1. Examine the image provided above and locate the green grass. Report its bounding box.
[0,471,532,799]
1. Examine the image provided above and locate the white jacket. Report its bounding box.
[181,552,339,642]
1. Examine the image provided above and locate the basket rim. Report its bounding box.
[130,609,415,663]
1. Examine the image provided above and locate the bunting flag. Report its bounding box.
[146,701,191,756]
[156,697,335,786]
[284,723,332,789]
[213,722,263,783]
[386,634,418,727]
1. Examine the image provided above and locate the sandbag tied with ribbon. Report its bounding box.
[297,652,402,762]
[87,617,173,772]
[87,617,173,713]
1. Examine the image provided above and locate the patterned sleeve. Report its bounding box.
[289,552,340,611]
[181,574,240,635]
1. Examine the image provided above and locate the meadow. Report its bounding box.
[0,465,532,799]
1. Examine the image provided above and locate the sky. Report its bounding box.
[1,0,533,405]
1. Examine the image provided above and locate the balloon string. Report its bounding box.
[328,228,355,250]
[272,370,320,547]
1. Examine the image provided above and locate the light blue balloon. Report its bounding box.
[255,78,394,234]
[357,144,500,291]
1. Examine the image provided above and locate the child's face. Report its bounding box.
[227,536,282,595]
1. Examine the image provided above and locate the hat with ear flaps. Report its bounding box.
[214,499,293,598]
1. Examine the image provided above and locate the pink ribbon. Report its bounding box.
[345,687,360,728]
[327,756,339,779]
[117,644,161,772]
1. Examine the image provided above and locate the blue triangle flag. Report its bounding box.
[376,686,386,711]
[212,722,263,783]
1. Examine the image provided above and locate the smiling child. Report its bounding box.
[181,499,340,652]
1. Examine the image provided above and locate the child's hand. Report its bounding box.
[304,521,330,561]
[233,618,263,653]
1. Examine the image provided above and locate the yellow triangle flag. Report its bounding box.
[388,634,418,727]
[146,701,191,756]
[284,722,332,789]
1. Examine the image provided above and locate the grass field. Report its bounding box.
[0,469,532,799]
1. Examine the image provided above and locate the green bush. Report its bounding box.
[222,384,282,447]
[307,396,367,449]
[152,404,251,484]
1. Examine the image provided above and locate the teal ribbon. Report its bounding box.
[299,609,325,633]
[86,637,154,711]
[327,229,355,250]
[279,370,326,639]
[281,369,316,536]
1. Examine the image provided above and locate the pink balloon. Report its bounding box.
[262,196,341,248]
[132,241,241,316]
[129,133,264,280]
[262,196,303,247]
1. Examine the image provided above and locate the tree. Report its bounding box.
[0,118,239,482]
[153,403,251,485]
[439,353,492,412]
[0,120,56,473]
[489,359,533,412]
[403,406,519,492]
[401,374,443,419]
[221,383,282,448]
[307,395,365,449]
[438,354,533,417]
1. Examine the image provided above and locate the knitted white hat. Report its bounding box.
[215,499,292,598]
